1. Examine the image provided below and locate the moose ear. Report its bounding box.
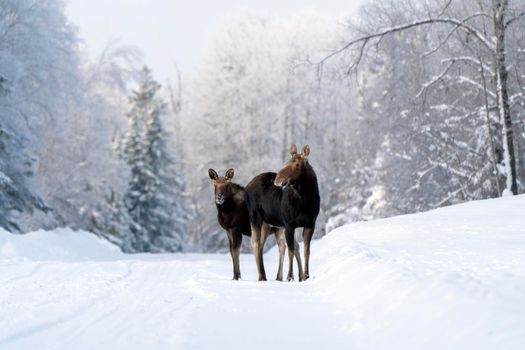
[208,169,219,181]
[290,144,298,156]
[224,168,234,180]
[301,145,310,158]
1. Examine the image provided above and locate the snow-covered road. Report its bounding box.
[1,195,525,349]
[0,234,348,349]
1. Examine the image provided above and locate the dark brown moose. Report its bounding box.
[245,145,320,281]
[208,168,302,280]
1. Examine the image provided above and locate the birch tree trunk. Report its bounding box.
[493,0,517,195]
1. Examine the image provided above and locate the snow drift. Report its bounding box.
[1,195,524,350]
[310,194,525,349]
[0,228,122,261]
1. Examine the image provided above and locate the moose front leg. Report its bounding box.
[302,227,315,280]
[227,230,241,280]
[284,226,296,281]
[293,237,304,281]
[250,224,267,281]
[232,230,242,280]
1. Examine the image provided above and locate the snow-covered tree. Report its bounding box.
[115,67,191,253]
[317,0,524,218]
[0,0,79,231]
[329,0,524,202]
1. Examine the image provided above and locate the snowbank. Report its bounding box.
[0,228,122,261]
[309,194,525,350]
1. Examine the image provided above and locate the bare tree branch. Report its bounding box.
[437,0,454,18]
[505,11,525,28]
[442,56,494,75]
[415,59,456,99]
[319,12,494,68]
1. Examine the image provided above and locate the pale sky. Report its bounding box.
[67,0,363,82]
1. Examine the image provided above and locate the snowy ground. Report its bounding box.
[1,195,524,350]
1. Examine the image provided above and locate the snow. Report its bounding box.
[0,228,122,262]
[0,171,13,185]
[313,195,525,349]
[1,195,525,349]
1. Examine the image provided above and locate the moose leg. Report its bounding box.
[251,224,267,281]
[260,222,270,249]
[284,226,295,282]
[227,230,238,280]
[293,237,305,282]
[258,222,271,280]
[274,228,286,281]
[231,230,242,280]
[302,227,315,280]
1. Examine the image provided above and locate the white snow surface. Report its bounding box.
[1,195,524,350]
[0,228,122,262]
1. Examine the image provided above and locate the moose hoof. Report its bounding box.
[232,274,241,280]
[287,275,294,282]
[276,275,283,282]
[258,276,267,282]
[304,273,310,280]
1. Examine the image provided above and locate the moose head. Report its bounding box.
[208,168,235,205]
[274,144,310,188]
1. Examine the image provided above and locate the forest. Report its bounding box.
[1,0,524,253]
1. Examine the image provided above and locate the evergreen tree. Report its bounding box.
[115,67,190,252]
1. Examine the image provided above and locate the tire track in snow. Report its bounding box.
[0,260,138,349]
[0,262,55,288]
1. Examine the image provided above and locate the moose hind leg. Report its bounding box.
[251,224,267,281]
[258,222,272,281]
[284,226,295,281]
[260,222,270,249]
[302,227,315,280]
[274,228,285,281]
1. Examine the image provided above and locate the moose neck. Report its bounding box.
[216,198,234,211]
[289,163,319,197]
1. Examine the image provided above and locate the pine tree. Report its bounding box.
[116,67,190,252]
[120,88,149,251]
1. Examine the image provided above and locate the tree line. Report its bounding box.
[1,0,523,252]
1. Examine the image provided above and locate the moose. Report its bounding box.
[245,144,320,281]
[208,168,303,280]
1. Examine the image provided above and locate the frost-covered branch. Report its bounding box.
[415,59,456,98]
[442,56,494,76]
[320,12,494,67]
[505,11,524,28]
